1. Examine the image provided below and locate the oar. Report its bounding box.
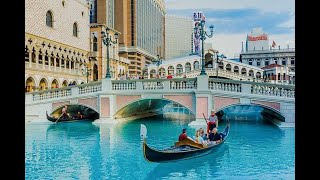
[202,113,208,124]
[55,113,63,123]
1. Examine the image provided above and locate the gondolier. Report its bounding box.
[206,109,218,134]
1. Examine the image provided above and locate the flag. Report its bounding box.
[272,41,276,48]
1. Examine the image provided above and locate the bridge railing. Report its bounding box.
[208,78,295,98]
[111,78,197,90]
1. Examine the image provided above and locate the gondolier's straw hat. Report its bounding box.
[211,109,216,112]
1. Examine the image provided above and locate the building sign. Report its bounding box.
[247,34,268,41]
[193,11,204,55]
[193,12,203,21]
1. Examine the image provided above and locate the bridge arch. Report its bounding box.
[50,103,100,120]
[216,103,285,122]
[114,98,195,120]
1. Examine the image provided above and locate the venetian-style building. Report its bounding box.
[114,0,166,76]
[88,0,130,80]
[90,24,130,80]
[25,0,91,92]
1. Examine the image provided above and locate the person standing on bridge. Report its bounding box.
[206,109,218,135]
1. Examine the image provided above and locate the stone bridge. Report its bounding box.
[25,76,295,127]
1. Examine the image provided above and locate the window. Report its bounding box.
[282,61,286,65]
[46,11,53,27]
[257,62,260,66]
[291,60,295,65]
[274,61,277,64]
[93,37,97,51]
[73,22,78,37]
[249,62,252,65]
[265,61,269,66]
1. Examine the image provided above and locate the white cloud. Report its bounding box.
[208,33,295,58]
[278,14,295,31]
[165,0,295,13]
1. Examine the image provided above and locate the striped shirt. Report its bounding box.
[208,115,218,123]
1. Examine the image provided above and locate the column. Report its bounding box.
[69,60,72,73]
[42,54,45,69]
[28,50,32,68]
[35,52,39,68]
[54,57,57,71]
[48,56,51,71]
[59,58,62,72]
[64,59,67,72]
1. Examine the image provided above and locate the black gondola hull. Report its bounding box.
[46,111,95,123]
[143,123,230,162]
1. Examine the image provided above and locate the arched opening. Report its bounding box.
[241,68,247,75]
[62,80,68,87]
[226,64,231,71]
[204,53,213,67]
[72,81,77,85]
[93,36,98,51]
[168,66,174,75]
[46,11,53,27]
[25,48,29,62]
[194,61,199,70]
[185,62,191,73]
[25,77,35,92]
[51,79,59,89]
[176,64,183,75]
[114,99,195,122]
[39,78,48,91]
[150,69,156,78]
[218,62,224,69]
[159,68,165,77]
[248,70,254,77]
[73,22,78,37]
[49,104,100,121]
[234,66,239,73]
[217,104,285,123]
[93,64,98,81]
[256,72,262,79]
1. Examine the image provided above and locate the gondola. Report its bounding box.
[141,121,230,163]
[46,111,94,123]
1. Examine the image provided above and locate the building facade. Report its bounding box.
[261,64,292,84]
[90,24,130,80]
[165,15,193,60]
[114,0,166,75]
[89,0,114,28]
[25,0,91,92]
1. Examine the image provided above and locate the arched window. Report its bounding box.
[185,63,191,72]
[194,61,199,70]
[46,11,53,27]
[176,64,183,74]
[73,22,78,37]
[93,36,98,51]
[226,64,231,71]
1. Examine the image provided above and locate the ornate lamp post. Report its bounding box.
[82,63,92,83]
[194,20,214,75]
[155,54,162,78]
[101,27,119,79]
[215,52,226,78]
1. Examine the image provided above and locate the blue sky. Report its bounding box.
[165,0,295,58]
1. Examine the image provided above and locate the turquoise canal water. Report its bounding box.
[25,117,295,179]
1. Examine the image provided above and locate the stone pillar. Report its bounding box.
[54,57,57,71]
[241,83,251,94]
[59,58,62,72]
[48,56,51,71]
[35,52,39,68]
[101,78,112,91]
[197,75,208,91]
[71,86,79,96]
[28,50,32,68]
[136,81,143,90]
[69,60,72,73]
[163,80,170,90]
[64,59,67,72]
[42,54,45,69]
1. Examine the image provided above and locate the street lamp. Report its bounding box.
[194,20,214,75]
[82,63,92,83]
[155,54,162,78]
[101,27,119,79]
[215,52,226,78]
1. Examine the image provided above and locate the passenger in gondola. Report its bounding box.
[199,128,207,140]
[208,128,222,145]
[178,128,188,141]
[74,111,83,119]
[195,130,208,146]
